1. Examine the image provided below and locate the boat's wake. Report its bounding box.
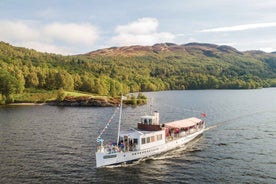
[104,159,145,168]
[147,155,177,160]
[204,124,218,131]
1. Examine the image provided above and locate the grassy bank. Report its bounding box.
[13,89,97,103]
[11,89,147,106]
[13,89,57,103]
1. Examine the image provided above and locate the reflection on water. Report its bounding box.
[1,89,276,183]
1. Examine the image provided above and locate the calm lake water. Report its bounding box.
[1,89,276,183]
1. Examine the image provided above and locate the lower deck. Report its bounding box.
[96,128,205,168]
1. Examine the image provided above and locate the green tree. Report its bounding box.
[72,73,83,90]
[137,92,147,105]
[109,80,117,97]
[94,78,109,95]
[109,79,122,97]
[0,69,18,103]
[45,70,57,90]
[37,69,47,88]
[14,70,25,93]
[55,71,74,91]
[80,74,95,93]
[56,88,66,101]
[25,72,39,88]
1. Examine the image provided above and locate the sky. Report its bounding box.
[1,0,276,55]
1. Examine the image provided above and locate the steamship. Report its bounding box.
[95,97,206,168]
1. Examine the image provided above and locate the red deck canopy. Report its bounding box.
[165,117,202,129]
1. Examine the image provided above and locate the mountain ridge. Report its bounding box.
[1,41,275,57]
[86,42,271,57]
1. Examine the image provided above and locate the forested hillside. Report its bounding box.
[1,41,276,104]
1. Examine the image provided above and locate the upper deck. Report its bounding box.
[165,117,203,129]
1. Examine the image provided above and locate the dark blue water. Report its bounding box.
[1,89,276,183]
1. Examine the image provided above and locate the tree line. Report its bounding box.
[1,41,276,104]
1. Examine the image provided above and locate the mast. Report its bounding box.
[117,95,124,145]
[150,97,153,115]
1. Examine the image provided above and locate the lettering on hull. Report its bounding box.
[103,154,117,159]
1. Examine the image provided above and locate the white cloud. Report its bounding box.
[0,19,100,54]
[110,17,175,46]
[17,41,73,55]
[115,17,158,35]
[0,20,41,42]
[44,23,99,45]
[200,22,276,33]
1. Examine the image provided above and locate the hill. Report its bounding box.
[1,41,276,104]
[87,43,242,56]
[86,42,276,89]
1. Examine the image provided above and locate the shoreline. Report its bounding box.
[6,103,47,106]
[3,94,147,107]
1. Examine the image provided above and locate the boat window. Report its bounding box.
[149,119,152,125]
[146,137,150,143]
[141,138,145,144]
[134,139,138,144]
[151,136,155,142]
[144,119,148,124]
[157,134,162,141]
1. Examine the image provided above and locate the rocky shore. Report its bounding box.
[49,96,120,107]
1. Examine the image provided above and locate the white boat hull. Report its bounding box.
[96,128,204,168]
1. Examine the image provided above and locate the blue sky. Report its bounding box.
[1,0,276,55]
